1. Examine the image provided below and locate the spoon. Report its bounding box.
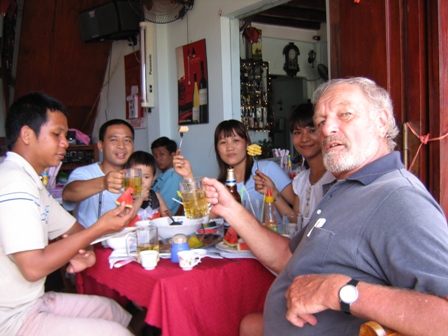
[165,210,182,225]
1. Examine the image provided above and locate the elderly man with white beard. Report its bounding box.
[203,77,448,336]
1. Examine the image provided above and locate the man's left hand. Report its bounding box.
[285,274,350,327]
[66,248,96,273]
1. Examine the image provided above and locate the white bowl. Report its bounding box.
[106,235,129,251]
[145,216,207,240]
[103,228,135,250]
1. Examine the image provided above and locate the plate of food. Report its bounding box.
[215,240,252,254]
[158,233,223,253]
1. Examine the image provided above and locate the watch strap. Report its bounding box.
[339,278,359,315]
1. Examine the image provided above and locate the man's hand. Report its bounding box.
[95,202,135,235]
[104,170,125,193]
[66,248,96,273]
[285,274,350,327]
[59,234,96,273]
[203,177,240,218]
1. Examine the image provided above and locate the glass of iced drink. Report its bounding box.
[179,177,209,219]
[124,168,143,198]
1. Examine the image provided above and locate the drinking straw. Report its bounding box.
[241,185,255,216]
[172,198,184,205]
[260,190,266,224]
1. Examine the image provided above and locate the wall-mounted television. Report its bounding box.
[78,0,141,43]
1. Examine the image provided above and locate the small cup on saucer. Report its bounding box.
[140,250,159,270]
[177,250,203,271]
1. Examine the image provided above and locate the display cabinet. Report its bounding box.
[240,59,271,131]
[60,144,98,171]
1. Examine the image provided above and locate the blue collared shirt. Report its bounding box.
[152,168,183,214]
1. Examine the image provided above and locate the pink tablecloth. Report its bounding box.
[76,246,275,336]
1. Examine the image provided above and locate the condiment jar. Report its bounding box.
[171,234,190,262]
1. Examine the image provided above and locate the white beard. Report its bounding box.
[323,124,378,174]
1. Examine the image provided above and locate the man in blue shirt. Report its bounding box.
[204,77,448,336]
[151,137,183,215]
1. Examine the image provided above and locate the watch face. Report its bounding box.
[288,49,296,60]
[339,284,358,303]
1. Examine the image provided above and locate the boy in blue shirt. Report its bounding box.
[151,137,183,215]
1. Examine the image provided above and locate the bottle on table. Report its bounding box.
[226,167,241,203]
[224,167,241,235]
[264,188,278,232]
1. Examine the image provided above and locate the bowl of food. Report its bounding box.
[144,216,207,240]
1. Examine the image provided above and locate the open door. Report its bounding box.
[329,0,448,213]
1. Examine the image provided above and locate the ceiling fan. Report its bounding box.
[141,0,194,24]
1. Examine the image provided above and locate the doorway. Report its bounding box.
[270,76,307,156]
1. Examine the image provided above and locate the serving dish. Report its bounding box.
[146,216,206,240]
[215,241,253,254]
[159,233,222,253]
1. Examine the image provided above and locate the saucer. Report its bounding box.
[143,265,156,270]
[181,267,193,271]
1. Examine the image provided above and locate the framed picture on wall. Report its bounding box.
[176,39,208,125]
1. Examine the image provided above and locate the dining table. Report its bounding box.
[76,245,276,336]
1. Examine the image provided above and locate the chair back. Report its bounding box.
[359,321,401,336]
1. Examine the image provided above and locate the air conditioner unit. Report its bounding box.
[139,22,155,108]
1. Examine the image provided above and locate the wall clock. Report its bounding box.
[283,42,300,77]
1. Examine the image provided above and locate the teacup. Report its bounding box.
[177,250,203,271]
[140,250,159,270]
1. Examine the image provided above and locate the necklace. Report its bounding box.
[303,185,312,220]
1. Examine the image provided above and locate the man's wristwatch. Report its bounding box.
[338,278,359,314]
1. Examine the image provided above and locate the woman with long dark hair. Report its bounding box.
[174,120,294,221]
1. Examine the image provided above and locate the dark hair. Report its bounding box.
[288,102,314,133]
[214,120,253,184]
[289,102,314,169]
[5,92,67,150]
[124,150,156,174]
[99,119,134,141]
[151,136,177,153]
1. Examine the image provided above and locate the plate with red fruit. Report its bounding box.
[216,227,252,254]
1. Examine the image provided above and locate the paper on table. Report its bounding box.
[207,246,256,259]
[109,249,136,269]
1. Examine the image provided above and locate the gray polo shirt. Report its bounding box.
[263,152,448,335]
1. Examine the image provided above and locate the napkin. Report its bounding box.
[206,246,256,259]
[108,249,137,269]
